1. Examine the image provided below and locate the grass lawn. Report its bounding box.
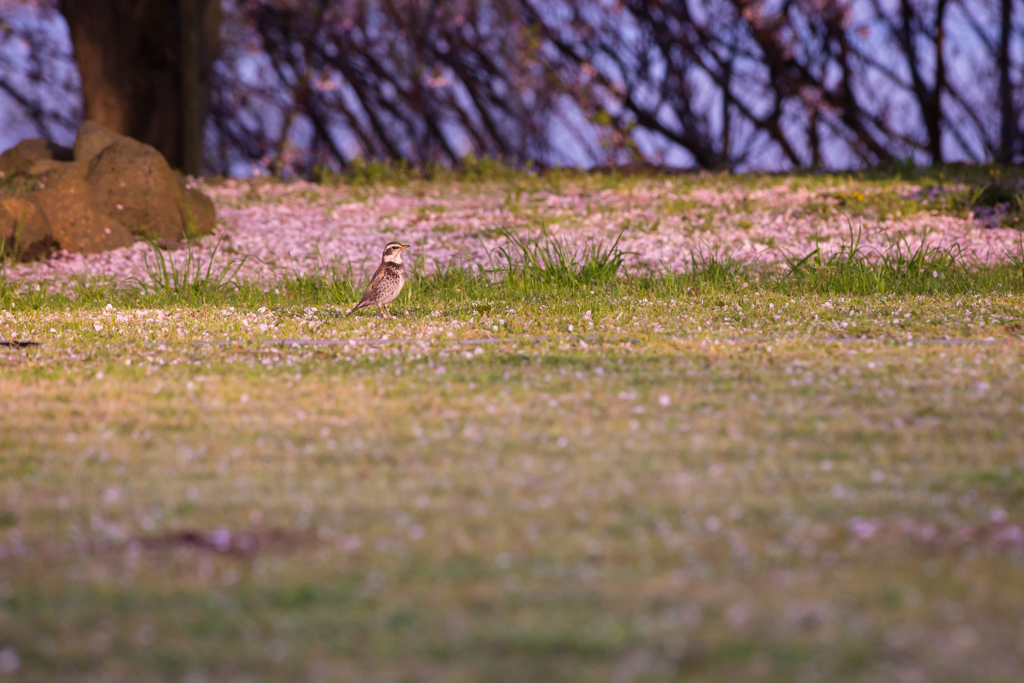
[2,170,1024,682]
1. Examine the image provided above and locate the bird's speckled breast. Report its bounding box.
[375,263,406,303]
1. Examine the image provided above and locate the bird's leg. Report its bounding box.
[378,304,387,318]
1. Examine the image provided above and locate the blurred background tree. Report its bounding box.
[0,0,1020,175]
[0,0,220,172]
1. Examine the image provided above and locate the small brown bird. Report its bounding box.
[347,242,410,318]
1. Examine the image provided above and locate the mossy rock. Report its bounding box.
[0,139,73,178]
[24,159,90,186]
[86,138,188,241]
[181,186,216,237]
[1,121,219,256]
[0,196,56,261]
[32,174,134,254]
[72,120,124,165]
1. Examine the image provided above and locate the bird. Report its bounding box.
[347,241,410,318]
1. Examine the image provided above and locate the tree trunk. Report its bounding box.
[57,0,222,171]
[180,0,202,176]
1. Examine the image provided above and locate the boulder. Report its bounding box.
[24,159,90,185]
[32,174,134,254]
[181,187,217,236]
[86,138,189,241]
[0,121,219,257]
[72,120,123,165]
[0,197,55,261]
[0,139,73,178]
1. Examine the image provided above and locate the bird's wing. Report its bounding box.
[352,262,389,308]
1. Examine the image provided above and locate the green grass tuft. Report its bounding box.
[489,227,631,291]
[129,235,249,301]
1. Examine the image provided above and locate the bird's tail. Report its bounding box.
[346,301,370,317]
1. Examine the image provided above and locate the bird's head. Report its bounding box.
[382,242,410,264]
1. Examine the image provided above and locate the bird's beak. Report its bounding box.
[400,245,410,250]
